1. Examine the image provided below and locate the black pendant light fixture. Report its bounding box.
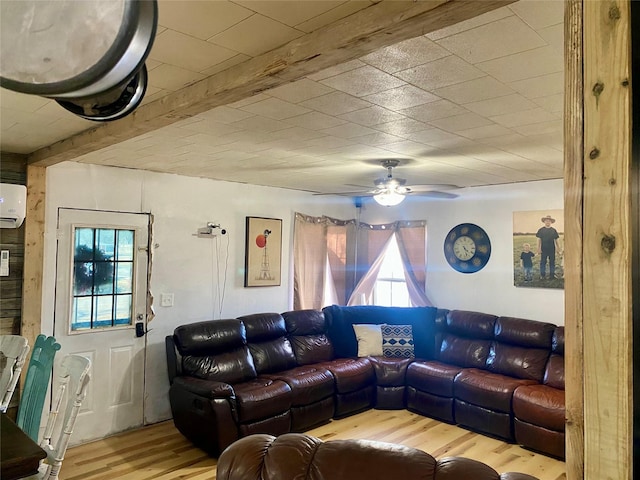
[0,0,157,121]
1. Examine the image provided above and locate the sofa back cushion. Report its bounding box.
[323,305,438,359]
[437,310,496,368]
[486,316,554,382]
[173,319,257,384]
[544,327,565,389]
[283,310,334,365]
[439,334,492,368]
[239,313,297,374]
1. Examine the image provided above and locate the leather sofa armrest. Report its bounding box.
[173,376,235,399]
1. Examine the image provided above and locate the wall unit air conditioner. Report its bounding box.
[0,183,26,228]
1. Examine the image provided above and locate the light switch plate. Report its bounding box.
[160,293,174,307]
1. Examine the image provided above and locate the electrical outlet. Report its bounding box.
[160,293,174,307]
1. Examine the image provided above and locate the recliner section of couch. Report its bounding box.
[166,307,565,459]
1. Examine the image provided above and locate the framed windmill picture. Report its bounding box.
[244,217,282,287]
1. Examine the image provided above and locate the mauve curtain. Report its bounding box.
[347,228,394,305]
[293,213,355,310]
[396,222,433,306]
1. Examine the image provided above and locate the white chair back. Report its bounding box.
[0,334,30,412]
[36,354,91,480]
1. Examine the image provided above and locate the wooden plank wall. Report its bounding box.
[0,153,27,337]
[0,153,28,413]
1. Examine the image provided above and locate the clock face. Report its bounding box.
[453,235,476,260]
[444,223,491,273]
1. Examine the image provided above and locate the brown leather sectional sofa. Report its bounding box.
[216,432,540,480]
[165,305,565,460]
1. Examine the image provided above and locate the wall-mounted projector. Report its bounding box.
[0,183,27,229]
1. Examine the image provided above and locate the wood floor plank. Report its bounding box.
[61,409,566,480]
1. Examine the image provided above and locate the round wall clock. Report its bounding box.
[444,223,491,273]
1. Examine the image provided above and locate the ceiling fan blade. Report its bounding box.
[312,190,376,196]
[407,190,459,199]
[406,184,460,192]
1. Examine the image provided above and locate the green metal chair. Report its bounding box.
[0,334,30,412]
[16,335,61,442]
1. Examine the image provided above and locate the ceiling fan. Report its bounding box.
[317,159,460,206]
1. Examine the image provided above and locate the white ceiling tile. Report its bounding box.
[306,59,366,81]
[304,135,356,149]
[532,93,564,114]
[147,64,205,91]
[239,97,312,120]
[267,79,335,103]
[509,71,564,99]
[295,1,372,33]
[354,132,406,146]
[149,30,238,72]
[319,66,406,97]
[299,91,371,115]
[538,23,564,54]
[363,85,440,111]
[476,46,563,83]
[490,107,559,128]
[456,124,514,140]
[265,126,327,142]
[283,111,348,130]
[509,0,564,30]
[233,1,345,27]
[177,119,242,137]
[402,128,461,144]
[0,89,50,112]
[464,94,538,117]
[428,112,495,132]
[436,16,546,64]
[320,123,378,139]
[426,6,513,41]
[379,140,431,156]
[228,115,293,133]
[209,14,304,57]
[360,36,450,73]
[337,106,404,126]
[157,0,253,40]
[432,76,514,104]
[373,118,431,136]
[396,56,485,90]
[399,99,468,123]
[512,120,563,137]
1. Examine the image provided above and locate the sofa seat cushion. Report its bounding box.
[513,384,565,431]
[233,378,292,423]
[318,358,374,394]
[369,357,412,387]
[406,360,462,397]
[264,365,334,407]
[454,369,536,413]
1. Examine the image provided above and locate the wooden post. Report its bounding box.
[563,1,584,478]
[581,0,633,478]
[21,165,46,367]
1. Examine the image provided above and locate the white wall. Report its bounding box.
[42,162,354,424]
[358,179,564,325]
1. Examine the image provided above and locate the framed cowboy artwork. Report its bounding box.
[512,209,564,289]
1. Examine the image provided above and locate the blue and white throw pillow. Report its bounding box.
[381,324,414,358]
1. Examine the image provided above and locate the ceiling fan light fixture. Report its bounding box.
[373,190,405,206]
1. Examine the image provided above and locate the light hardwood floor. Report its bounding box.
[60,409,566,480]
